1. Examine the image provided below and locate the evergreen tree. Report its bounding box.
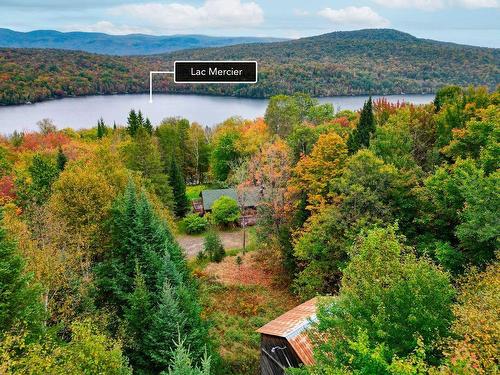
[167,337,211,375]
[203,230,225,263]
[95,181,212,373]
[169,158,189,218]
[113,121,117,131]
[124,265,153,371]
[347,97,375,154]
[137,110,145,129]
[127,110,139,136]
[56,146,67,171]
[0,211,44,339]
[97,117,107,139]
[144,281,184,372]
[144,118,153,135]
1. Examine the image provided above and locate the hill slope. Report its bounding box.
[0,29,498,105]
[0,28,285,56]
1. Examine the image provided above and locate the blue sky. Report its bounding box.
[1,0,499,47]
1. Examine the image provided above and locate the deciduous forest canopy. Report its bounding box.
[0,29,499,105]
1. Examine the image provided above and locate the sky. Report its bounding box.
[1,0,499,47]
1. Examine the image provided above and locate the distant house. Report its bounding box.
[193,188,260,224]
[257,298,318,374]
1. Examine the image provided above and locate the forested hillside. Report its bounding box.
[0,85,498,374]
[1,29,498,105]
[0,28,284,55]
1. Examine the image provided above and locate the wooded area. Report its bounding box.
[0,29,499,104]
[0,85,498,374]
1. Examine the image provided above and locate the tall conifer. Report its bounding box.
[347,97,375,154]
[169,158,189,218]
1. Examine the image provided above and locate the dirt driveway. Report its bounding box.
[176,229,245,258]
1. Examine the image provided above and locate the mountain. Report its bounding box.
[0,28,286,56]
[0,29,498,105]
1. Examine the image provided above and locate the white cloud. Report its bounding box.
[318,6,390,28]
[453,0,499,8]
[372,0,498,10]
[65,21,152,35]
[372,0,445,11]
[110,0,264,31]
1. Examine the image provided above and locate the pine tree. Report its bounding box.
[127,110,139,136]
[347,97,375,154]
[124,265,153,370]
[97,118,106,139]
[144,281,184,371]
[56,146,67,171]
[169,158,189,218]
[144,118,153,135]
[113,121,117,131]
[95,181,212,372]
[137,111,144,128]
[167,337,211,375]
[0,211,44,338]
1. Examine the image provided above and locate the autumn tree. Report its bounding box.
[292,132,348,209]
[0,319,132,374]
[445,259,499,373]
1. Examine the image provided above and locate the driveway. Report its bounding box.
[176,229,245,258]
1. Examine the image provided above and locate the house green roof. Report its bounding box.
[200,188,260,211]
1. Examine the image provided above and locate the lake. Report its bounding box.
[0,93,435,134]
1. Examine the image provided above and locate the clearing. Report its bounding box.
[177,228,246,258]
[192,251,299,374]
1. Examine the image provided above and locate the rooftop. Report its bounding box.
[257,297,317,338]
[257,297,319,366]
[200,187,259,211]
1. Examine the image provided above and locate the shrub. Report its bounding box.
[211,196,240,226]
[181,214,208,234]
[203,230,225,263]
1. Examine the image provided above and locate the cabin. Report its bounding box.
[257,298,317,374]
[193,187,260,226]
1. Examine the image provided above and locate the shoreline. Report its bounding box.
[0,90,437,108]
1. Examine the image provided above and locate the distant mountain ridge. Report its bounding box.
[0,29,498,105]
[0,28,286,56]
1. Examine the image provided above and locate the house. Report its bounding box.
[257,298,318,374]
[193,188,260,225]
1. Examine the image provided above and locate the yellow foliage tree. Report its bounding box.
[292,132,348,209]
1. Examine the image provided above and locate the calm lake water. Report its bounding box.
[0,93,435,134]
